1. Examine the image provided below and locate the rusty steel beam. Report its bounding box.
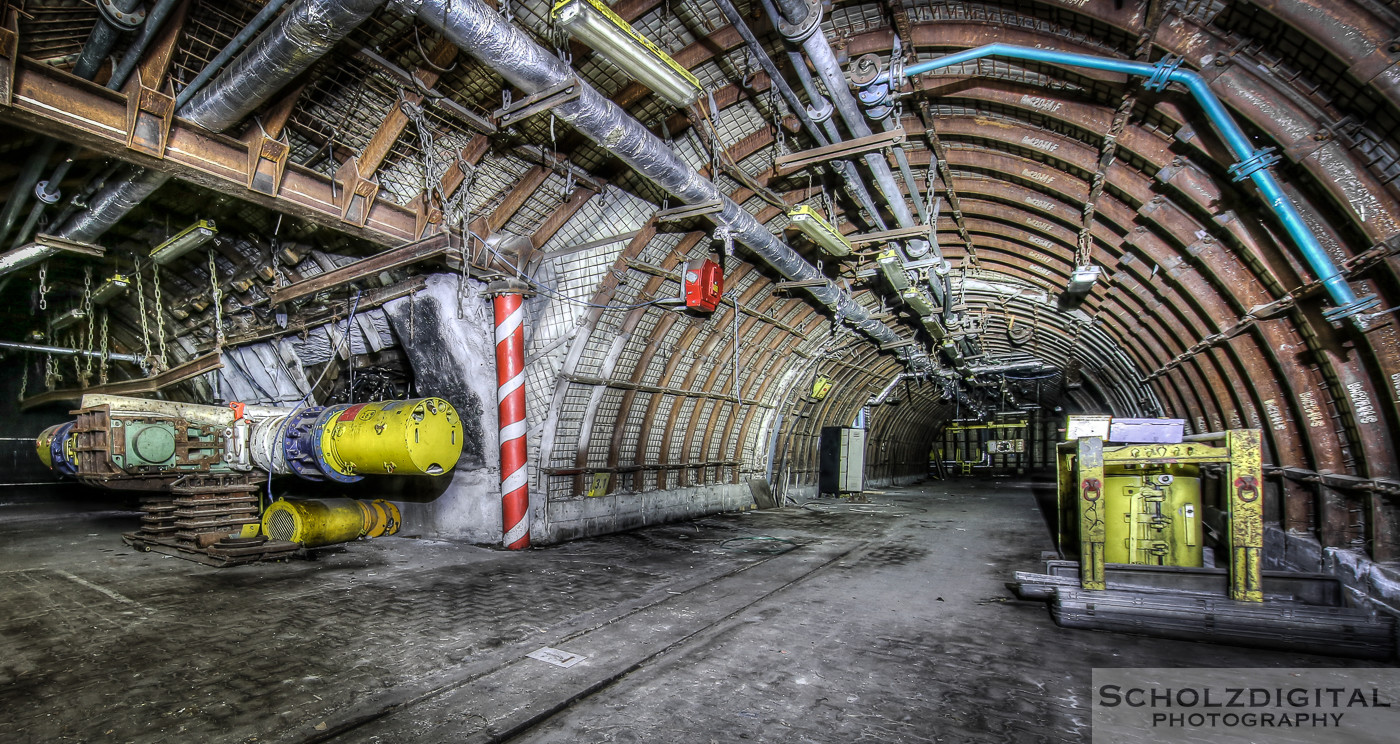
[0,57,420,246]
[269,232,459,306]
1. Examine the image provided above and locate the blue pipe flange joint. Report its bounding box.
[97,0,147,32]
[281,406,327,482]
[1142,55,1183,92]
[1227,147,1282,182]
[1322,294,1381,322]
[806,96,834,124]
[49,421,78,478]
[310,405,363,484]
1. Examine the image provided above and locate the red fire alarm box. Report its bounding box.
[684,258,723,313]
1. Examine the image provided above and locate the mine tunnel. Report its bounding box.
[1,0,1398,741]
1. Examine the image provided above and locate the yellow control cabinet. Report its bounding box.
[1102,466,1203,567]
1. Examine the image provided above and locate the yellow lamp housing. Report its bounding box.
[553,0,702,108]
[900,287,934,316]
[150,219,217,266]
[91,274,130,305]
[787,205,851,257]
[877,249,909,291]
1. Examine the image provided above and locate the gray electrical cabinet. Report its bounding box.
[819,427,866,494]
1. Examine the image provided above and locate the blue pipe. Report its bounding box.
[890,43,1377,321]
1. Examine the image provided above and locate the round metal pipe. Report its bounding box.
[173,0,293,110]
[72,0,143,81]
[177,0,380,132]
[894,43,1371,319]
[0,340,141,364]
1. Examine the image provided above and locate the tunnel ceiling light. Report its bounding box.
[51,307,86,331]
[553,0,702,108]
[900,288,934,316]
[1065,265,1101,295]
[91,274,130,305]
[787,206,851,257]
[877,249,909,292]
[150,219,218,266]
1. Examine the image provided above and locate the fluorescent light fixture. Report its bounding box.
[91,274,130,305]
[51,307,86,331]
[900,288,934,316]
[1065,264,1101,295]
[921,316,946,341]
[787,206,851,257]
[554,0,702,108]
[150,219,217,266]
[876,249,909,291]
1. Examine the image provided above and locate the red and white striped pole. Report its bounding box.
[490,279,531,549]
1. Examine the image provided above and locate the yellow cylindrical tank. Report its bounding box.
[261,497,402,548]
[1102,466,1203,567]
[318,398,462,479]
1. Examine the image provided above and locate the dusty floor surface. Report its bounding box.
[0,477,1382,743]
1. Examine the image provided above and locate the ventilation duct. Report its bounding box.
[397,0,919,363]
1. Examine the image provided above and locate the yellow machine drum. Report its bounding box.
[320,398,462,478]
[1102,465,1203,567]
[262,497,402,548]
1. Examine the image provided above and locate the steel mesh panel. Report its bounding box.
[501,172,570,235]
[663,397,691,456]
[645,397,675,465]
[621,392,651,459]
[548,474,573,500]
[549,384,594,467]
[705,401,734,459]
[586,389,625,467]
[286,60,400,175]
[167,1,267,95]
[631,7,697,55]
[686,400,715,461]
[18,0,103,63]
[827,3,888,36]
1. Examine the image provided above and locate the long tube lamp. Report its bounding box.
[787,205,851,257]
[877,249,909,292]
[553,0,702,108]
[150,219,217,266]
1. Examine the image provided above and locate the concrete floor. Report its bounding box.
[0,477,1378,743]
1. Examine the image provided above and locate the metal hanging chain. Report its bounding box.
[151,261,169,369]
[134,257,152,368]
[81,267,95,385]
[209,249,225,349]
[18,361,27,401]
[98,310,109,385]
[271,213,285,289]
[70,329,81,385]
[37,261,49,312]
[44,352,59,391]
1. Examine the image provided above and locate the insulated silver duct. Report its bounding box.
[177,0,383,133]
[57,168,169,243]
[401,0,913,356]
[56,0,382,244]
